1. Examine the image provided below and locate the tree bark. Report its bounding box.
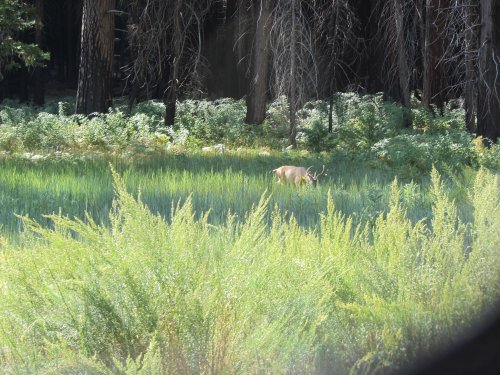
[75,0,116,114]
[328,0,341,133]
[464,0,478,133]
[289,0,298,147]
[393,0,412,127]
[245,0,271,125]
[477,0,500,143]
[164,0,182,127]
[164,62,176,127]
[328,95,334,133]
[422,0,448,111]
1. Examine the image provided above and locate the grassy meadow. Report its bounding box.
[0,151,430,239]
[0,95,500,374]
[0,150,499,374]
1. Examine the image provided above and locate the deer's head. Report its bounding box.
[305,165,327,187]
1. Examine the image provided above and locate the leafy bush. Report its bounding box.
[75,109,161,149]
[130,99,165,119]
[0,108,76,151]
[176,98,248,146]
[412,101,465,134]
[331,94,403,153]
[471,137,500,171]
[22,112,76,149]
[264,94,405,154]
[266,95,290,130]
[42,97,76,115]
[371,131,473,177]
[0,94,498,176]
[0,125,21,151]
[302,118,335,152]
[256,96,290,148]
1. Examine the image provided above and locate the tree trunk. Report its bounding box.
[33,0,45,106]
[328,0,341,133]
[477,0,500,143]
[164,95,176,127]
[245,0,271,125]
[127,81,140,114]
[164,1,182,127]
[464,0,478,133]
[289,0,298,147]
[328,95,334,133]
[164,66,177,127]
[393,0,412,127]
[75,0,116,114]
[422,0,448,111]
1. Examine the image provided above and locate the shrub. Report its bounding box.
[77,110,158,149]
[131,99,166,119]
[1,94,498,177]
[472,138,500,170]
[22,112,75,149]
[0,125,21,151]
[176,98,248,146]
[302,118,335,152]
[329,93,403,155]
[371,131,473,176]
[412,101,465,134]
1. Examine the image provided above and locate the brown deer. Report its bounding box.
[272,165,327,187]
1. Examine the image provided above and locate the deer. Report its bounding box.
[272,165,327,187]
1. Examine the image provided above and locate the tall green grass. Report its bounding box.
[0,166,499,374]
[0,152,475,241]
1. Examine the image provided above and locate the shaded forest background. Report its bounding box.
[0,0,499,146]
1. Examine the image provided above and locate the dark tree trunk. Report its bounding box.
[33,0,45,106]
[164,95,176,127]
[164,1,182,127]
[477,0,500,143]
[328,95,334,133]
[464,0,478,133]
[245,0,271,125]
[393,0,412,127]
[127,81,140,114]
[328,0,341,133]
[422,0,448,111]
[164,64,177,127]
[289,98,297,148]
[75,0,116,114]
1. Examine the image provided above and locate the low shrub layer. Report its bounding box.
[1,95,499,175]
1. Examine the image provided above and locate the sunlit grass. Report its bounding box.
[0,151,442,241]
